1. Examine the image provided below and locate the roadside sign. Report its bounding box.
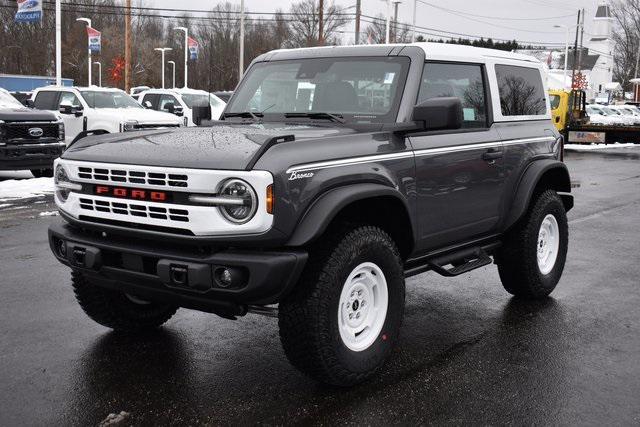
[87,27,101,53]
[188,37,198,60]
[568,131,606,144]
[15,0,42,23]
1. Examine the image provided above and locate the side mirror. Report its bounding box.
[191,105,212,126]
[25,99,35,108]
[165,102,175,113]
[173,105,184,117]
[143,100,153,109]
[412,97,463,131]
[73,106,84,117]
[59,103,73,115]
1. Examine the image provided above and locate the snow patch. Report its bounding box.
[39,211,58,217]
[565,143,638,151]
[99,411,130,426]
[0,178,54,202]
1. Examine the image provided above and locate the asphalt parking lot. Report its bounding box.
[1,147,640,425]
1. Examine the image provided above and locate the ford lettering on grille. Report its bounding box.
[94,185,169,202]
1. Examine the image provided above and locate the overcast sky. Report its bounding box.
[147,0,599,46]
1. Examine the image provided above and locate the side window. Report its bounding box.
[141,94,158,109]
[158,95,179,111]
[495,65,547,116]
[58,92,81,107]
[33,91,59,110]
[418,62,487,128]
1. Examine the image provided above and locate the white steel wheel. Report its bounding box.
[537,214,560,275]
[338,262,389,352]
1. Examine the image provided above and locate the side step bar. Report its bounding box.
[404,242,500,278]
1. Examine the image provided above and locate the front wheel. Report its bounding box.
[278,226,405,386]
[497,189,569,299]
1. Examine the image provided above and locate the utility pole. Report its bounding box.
[318,0,324,46]
[392,1,401,43]
[239,0,245,80]
[577,8,585,79]
[355,0,361,45]
[55,0,61,86]
[76,18,92,87]
[385,0,391,44]
[411,0,417,42]
[125,0,131,93]
[570,9,581,89]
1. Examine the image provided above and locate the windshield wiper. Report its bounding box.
[222,111,263,121]
[284,112,346,124]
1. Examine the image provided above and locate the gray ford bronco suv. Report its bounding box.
[49,43,572,386]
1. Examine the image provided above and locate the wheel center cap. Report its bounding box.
[352,300,360,311]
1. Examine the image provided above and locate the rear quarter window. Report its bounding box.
[34,91,59,110]
[495,65,547,116]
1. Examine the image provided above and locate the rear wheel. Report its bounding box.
[497,189,568,299]
[279,226,405,386]
[72,271,178,332]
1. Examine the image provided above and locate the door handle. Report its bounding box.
[482,150,503,161]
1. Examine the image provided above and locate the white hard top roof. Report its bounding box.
[37,85,126,92]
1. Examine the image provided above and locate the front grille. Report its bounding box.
[4,123,58,140]
[79,197,189,222]
[77,167,188,188]
[1,145,63,159]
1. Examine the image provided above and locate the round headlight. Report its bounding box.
[218,179,257,224]
[55,165,70,202]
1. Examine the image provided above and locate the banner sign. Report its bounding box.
[15,0,42,23]
[188,37,199,60]
[87,27,101,53]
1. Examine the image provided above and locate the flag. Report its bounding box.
[15,0,42,23]
[87,27,101,53]
[188,37,199,60]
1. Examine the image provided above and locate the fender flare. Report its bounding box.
[503,159,573,231]
[286,183,414,247]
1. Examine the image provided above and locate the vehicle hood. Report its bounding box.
[95,108,182,124]
[62,122,361,170]
[0,107,59,122]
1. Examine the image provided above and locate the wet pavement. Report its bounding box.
[1,149,640,425]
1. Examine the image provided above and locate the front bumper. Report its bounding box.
[49,222,308,316]
[0,141,65,170]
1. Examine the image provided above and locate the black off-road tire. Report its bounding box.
[278,226,405,386]
[31,168,53,178]
[72,271,178,332]
[497,189,568,299]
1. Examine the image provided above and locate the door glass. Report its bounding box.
[159,95,179,111]
[34,91,59,110]
[58,92,81,107]
[418,63,487,128]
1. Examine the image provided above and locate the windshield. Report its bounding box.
[0,91,24,108]
[181,93,225,109]
[80,91,142,109]
[549,94,561,110]
[603,107,620,115]
[226,57,410,123]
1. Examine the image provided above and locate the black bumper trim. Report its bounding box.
[49,222,308,309]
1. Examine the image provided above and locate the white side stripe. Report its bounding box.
[286,136,555,174]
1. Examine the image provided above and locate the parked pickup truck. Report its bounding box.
[48,43,573,386]
[138,88,227,126]
[30,86,183,145]
[0,88,64,177]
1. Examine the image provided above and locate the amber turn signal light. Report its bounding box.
[266,184,274,214]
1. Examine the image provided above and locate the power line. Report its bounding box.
[413,2,575,21]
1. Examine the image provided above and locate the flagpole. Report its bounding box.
[55,0,61,86]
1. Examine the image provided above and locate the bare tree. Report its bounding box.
[611,0,640,91]
[286,0,348,47]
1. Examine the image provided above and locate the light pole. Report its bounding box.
[239,0,245,80]
[76,17,92,86]
[175,27,188,88]
[385,0,391,44]
[154,48,172,89]
[554,24,571,89]
[168,60,176,89]
[411,0,417,42]
[93,61,102,87]
[392,0,401,43]
[55,0,61,86]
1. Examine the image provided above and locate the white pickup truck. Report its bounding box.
[138,88,226,126]
[30,86,183,145]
